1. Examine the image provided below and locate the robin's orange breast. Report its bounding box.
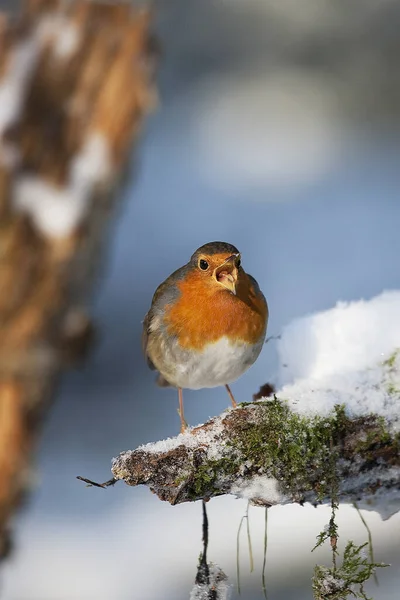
[163,269,268,351]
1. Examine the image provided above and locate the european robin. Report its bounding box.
[142,242,268,432]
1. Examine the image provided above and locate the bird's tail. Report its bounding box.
[156,373,172,387]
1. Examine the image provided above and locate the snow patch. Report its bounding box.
[0,37,41,167]
[0,39,39,138]
[190,563,231,600]
[37,15,81,60]
[356,487,400,521]
[337,466,400,520]
[13,132,112,238]
[319,574,346,596]
[137,412,227,461]
[278,290,400,384]
[0,12,81,168]
[275,290,400,423]
[231,475,285,505]
[14,177,89,238]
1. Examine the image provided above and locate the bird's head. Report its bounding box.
[190,241,242,295]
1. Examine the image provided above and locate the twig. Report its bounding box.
[76,476,118,489]
[264,334,281,344]
[195,500,210,586]
[261,507,268,599]
[246,502,254,573]
[236,502,255,595]
[236,514,246,594]
[353,502,379,586]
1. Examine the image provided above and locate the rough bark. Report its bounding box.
[0,0,156,559]
[111,397,400,517]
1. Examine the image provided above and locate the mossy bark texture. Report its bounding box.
[112,400,400,507]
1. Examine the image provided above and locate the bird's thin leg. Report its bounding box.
[178,387,187,433]
[225,383,237,408]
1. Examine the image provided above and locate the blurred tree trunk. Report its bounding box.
[0,0,156,559]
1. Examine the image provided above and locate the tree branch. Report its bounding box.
[110,397,400,517]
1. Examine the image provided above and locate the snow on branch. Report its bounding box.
[109,291,400,520]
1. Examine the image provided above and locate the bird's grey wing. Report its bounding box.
[142,311,170,387]
[142,311,156,370]
[141,264,188,375]
[142,278,168,370]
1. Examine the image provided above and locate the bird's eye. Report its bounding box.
[236,257,241,268]
[199,259,209,271]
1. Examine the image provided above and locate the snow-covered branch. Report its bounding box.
[112,393,400,517]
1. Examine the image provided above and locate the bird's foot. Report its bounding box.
[177,408,188,433]
[225,383,238,408]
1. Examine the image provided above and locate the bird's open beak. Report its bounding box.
[214,254,240,295]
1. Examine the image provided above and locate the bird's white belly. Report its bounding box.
[174,336,263,390]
